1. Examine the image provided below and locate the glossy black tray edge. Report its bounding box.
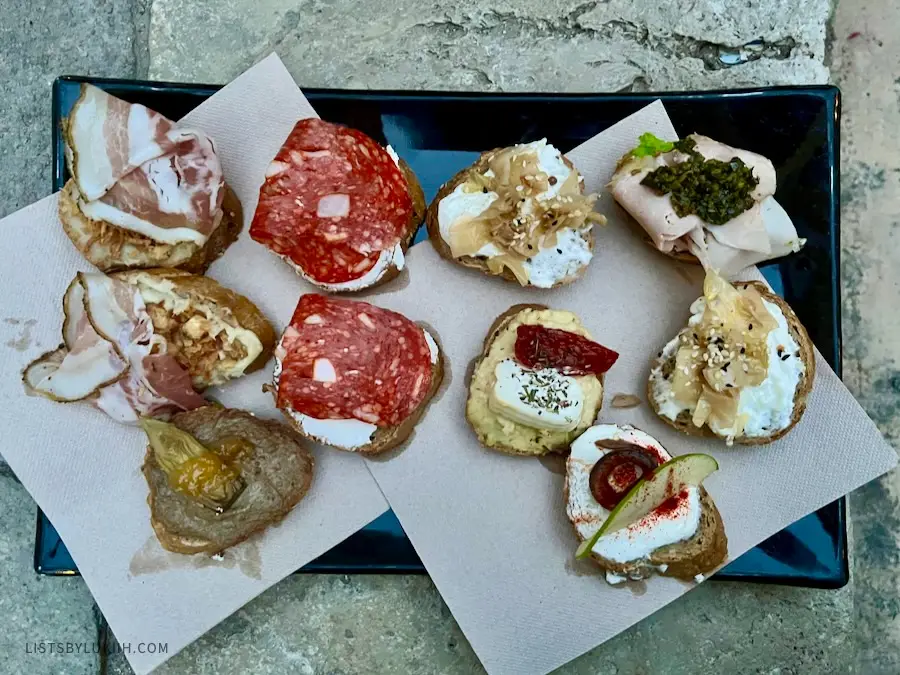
[37,76,846,588]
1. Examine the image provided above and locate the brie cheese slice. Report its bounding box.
[488,359,584,431]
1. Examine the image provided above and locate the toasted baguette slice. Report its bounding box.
[144,406,314,555]
[111,268,276,389]
[564,423,728,582]
[466,304,605,456]
[277,336,443,456]
[426,147,595,288]
[59,179,242,274]
[648,281,816,445]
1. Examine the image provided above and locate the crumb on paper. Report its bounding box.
[610,393,642,409]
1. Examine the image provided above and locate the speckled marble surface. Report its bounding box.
[0,1,897,674]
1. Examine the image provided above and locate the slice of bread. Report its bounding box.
[564,481,728,581]
[111,268,276,389]
[143,406,314,555]
[280,158,426,293]
[648,281,816,445]
[59,179,242,273]
[277,326,444,457]
[466,304,605,456]
[425,149,593,288]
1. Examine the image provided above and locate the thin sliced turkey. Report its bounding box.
[610,134,804,277]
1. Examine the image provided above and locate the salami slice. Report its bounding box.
[277,294,433,426]
[515,324,619,376]
[250,119,412,284]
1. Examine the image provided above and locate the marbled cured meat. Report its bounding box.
[250,119,412,284]
[65,84,223,245]
[276,294,432,426]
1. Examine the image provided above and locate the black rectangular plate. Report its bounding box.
[38,77,845,588]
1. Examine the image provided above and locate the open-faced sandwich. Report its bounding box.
[426,140,606,288]
[60,84,241,273]
[649,270,815,445]
[271,294,442,455]
[250,119,426,292]
[141,406,314,555]
[609,133,805,277]
[24,269,275,423]
[567,423,727,584]
[466,304,618,455]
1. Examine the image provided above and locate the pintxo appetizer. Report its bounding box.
[566,424,727,584]
[250,119,426,292]
[466,304,618,455]
[141,407,314,555]
[649,270,815,445]
[610,133,804,276]
[271,294,442,455]
[427,140,605,288]
[24,270,275,423]
[60,84,241,272]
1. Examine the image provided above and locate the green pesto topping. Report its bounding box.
[640,137,759,226]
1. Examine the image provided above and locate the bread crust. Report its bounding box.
[465,304,605,457]
[648,281,816,445]
[143,406,314,555]
[278,326,444,457]
[110,268,276,381]
[59,178,242,274]
[563,478,728,581]
[425,149,593,288]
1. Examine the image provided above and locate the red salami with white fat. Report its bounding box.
[250,119,412,284]
[277,295,433,426]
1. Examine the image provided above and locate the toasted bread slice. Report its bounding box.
[143,406,314,555]
[564,423,727,582]
[466,304,605,456]
[276,327,443,456]
[59,179,242,273]
[111,268,276,389]
[565,483,728,581]
[425,149,594,288]
[648,281,815,445]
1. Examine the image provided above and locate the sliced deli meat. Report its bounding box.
[610,133,804,277]
[24,272,206,423]
[276,294,433,427]
[250,119,414,286]
[64,84,224,246]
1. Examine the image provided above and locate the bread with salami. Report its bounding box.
[271,294,442,455]
[250,119,426,293]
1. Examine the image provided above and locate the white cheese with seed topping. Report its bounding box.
[650,298,804,439]
[274,326,439,450]
[436,139,592,286]
[488,359,584,431]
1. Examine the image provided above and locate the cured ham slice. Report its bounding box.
[65,84,223,245]
[24,272,205,423]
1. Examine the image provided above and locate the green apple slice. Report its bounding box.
[575,453,718,559]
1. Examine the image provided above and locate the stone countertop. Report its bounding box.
[1,1,897,674]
